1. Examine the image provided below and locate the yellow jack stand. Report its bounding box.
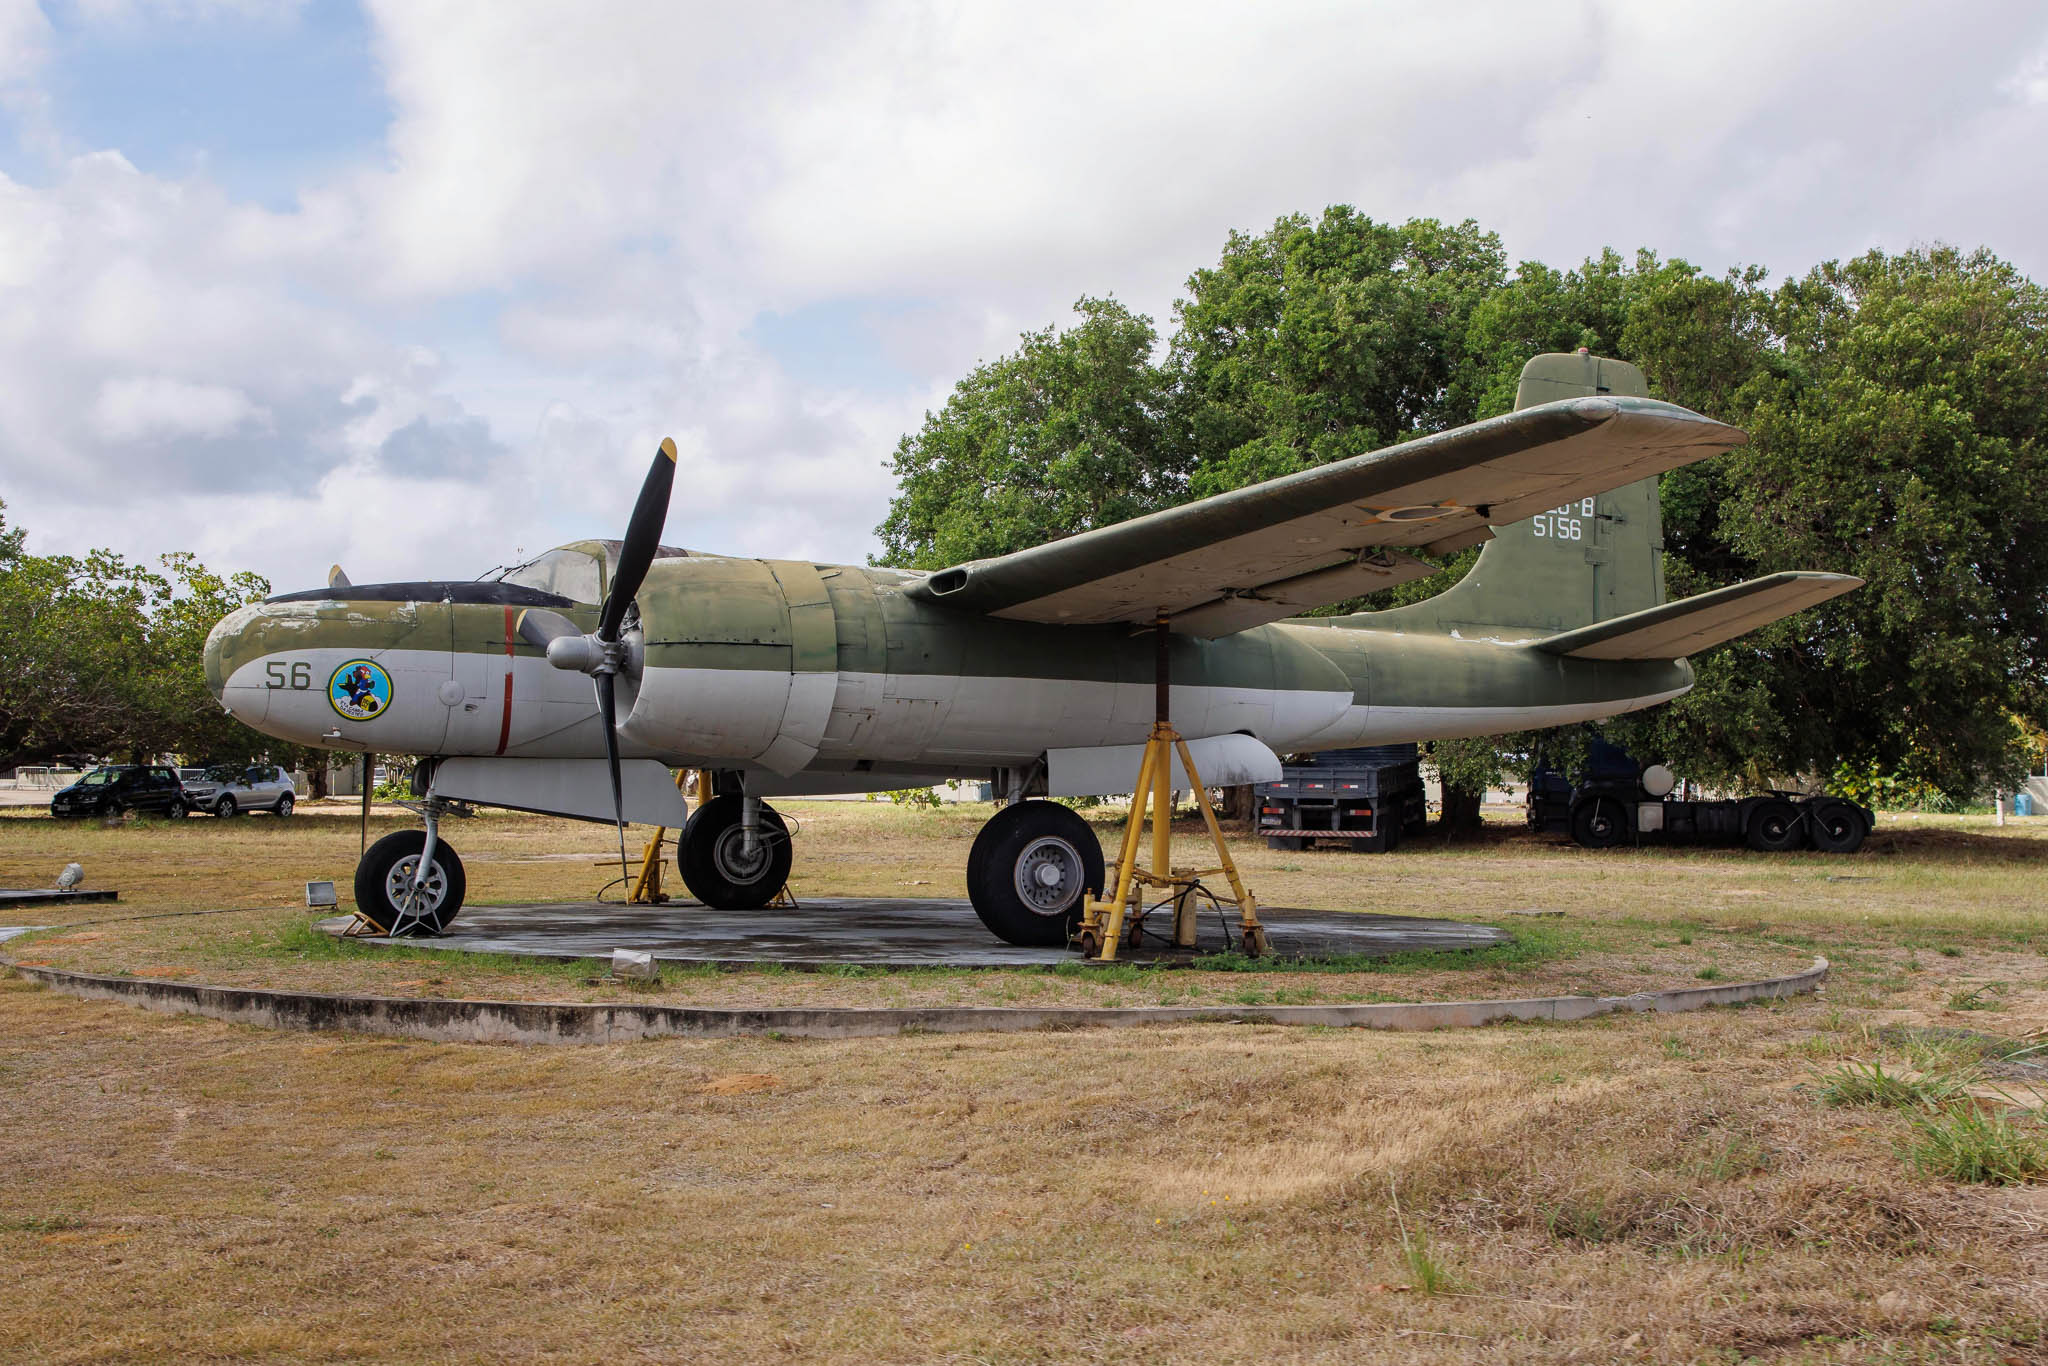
[1073,619,1268,962]
[626,829,671,904]
[625,769,696,905]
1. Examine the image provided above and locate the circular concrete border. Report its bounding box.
[2,955,1828,1044]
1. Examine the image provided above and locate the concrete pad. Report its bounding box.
[324,897,1509,967]
[0,889,118,907]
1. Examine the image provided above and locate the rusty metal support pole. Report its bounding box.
[1154,614,1170,727]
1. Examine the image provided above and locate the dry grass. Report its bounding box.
[5,803,2046,1015]
[3,803,2048,1362]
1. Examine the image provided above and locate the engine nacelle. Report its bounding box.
[622,556,835,773]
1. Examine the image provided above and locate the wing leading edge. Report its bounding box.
[905,395,1746,636]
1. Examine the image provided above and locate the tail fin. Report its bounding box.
[1365,352,1667,638]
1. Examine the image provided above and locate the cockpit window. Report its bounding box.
[490,549,603,604]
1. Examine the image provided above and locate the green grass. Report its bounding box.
[1193,922,1574,976]
[1815,1060,1972,1110]
[1902,1106,2048,1185]
[1945,984,2007,1011]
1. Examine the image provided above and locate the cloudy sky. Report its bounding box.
[3,0,2046,593]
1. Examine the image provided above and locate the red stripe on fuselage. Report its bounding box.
[495,606,515,755]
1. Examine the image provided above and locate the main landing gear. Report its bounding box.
[679,794,793,909]
[966,800,1106,946]
[354,798,467,936]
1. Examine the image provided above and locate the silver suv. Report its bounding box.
[182,763,297,818]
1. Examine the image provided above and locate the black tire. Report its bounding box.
[213,795,237,818]
[166,800,187,820]
[966,800,1105,947]
[353,830,467,936]
[678,795,791,910]
[1745,798,1803,853]
[274,793,294,817]
[1569,795,1629,849]
[1806,798,1867,854]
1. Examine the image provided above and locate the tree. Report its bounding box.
[0,502,281,772]
[875,217,2048,811]
[875,296,1184,568]
[1171,210,1507,495]
[1637,248,2048,796]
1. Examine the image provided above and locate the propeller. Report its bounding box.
[516,438,678,890]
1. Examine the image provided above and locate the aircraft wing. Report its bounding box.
[904,396,1746,636]
[1532,571,1863,661]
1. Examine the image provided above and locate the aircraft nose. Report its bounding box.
[205,602,269,718]
[204,613,230,703]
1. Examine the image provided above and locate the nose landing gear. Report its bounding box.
[353,796,467,936]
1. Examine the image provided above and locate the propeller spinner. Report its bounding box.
[516,437,678,888]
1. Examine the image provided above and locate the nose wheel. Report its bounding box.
[353,828,467,936]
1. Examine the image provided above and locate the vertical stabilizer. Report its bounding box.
[1360,353,1667,638]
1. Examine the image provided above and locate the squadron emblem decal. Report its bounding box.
[329,659,393,721]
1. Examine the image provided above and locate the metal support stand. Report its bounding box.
[1073,616,1268,962]
[626,769,693,905]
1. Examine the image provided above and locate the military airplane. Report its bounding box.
[204,352,1859,945]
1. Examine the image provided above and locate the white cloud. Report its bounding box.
[5,0,2048,598]
[91,376,268,442]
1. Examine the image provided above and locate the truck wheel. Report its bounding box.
[1807,799,1867,854]
[1745,799,1803,852]
[966,800,1104,946]
[1569,796,1628,849]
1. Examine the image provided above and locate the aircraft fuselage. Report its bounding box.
[205,552,1691,789]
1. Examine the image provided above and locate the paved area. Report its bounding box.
[0,889,118,907]
[325,897,1509,967]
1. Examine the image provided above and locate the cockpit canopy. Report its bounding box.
[481,540,692,606]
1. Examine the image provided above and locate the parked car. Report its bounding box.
[49,765,189,819]
[180,763,297,818]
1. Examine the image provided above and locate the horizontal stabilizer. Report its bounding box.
[1534,572,1862,660]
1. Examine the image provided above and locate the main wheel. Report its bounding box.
[1806,798,1867,854]
[353,830,467,936]
[1745,798,1803,852]
[1569,795,1629,849]
[966,800,1105,947]
[166,800,188,819]
[213,795,237,818]
[274,792,294,817]
[678,795,792,909]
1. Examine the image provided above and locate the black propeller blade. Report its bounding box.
[518,438,678,894]
[594,670,627,890]
[600,437,677,643]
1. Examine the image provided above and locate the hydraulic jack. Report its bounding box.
[1073,616,1269,962]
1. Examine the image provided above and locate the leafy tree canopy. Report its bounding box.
[875,296,1184,570]
[0,500,276,770]
[875,212,2048,803]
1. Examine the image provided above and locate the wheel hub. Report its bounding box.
[385,856,447,917]
[1013,836,1082,916]
[711,825,773,885]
